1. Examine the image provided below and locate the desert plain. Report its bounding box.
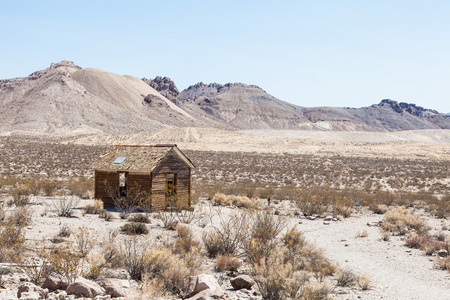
[0,128,449,299]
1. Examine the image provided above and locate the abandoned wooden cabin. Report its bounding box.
[90,144,195,210]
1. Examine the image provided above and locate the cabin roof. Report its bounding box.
[90,144,195,171]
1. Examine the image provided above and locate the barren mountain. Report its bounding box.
[1,61,449,138]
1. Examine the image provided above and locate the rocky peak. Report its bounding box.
[28,60,81,80]
[179,82,264,102]
[375,99,440,117]
[142,76,179,102]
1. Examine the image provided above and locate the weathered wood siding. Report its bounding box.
[151,148,191,211]
[95,170,119,207]
[94,148,192,211]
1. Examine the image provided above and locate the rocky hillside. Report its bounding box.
[1,61,449,138]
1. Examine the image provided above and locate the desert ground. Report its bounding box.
[0,128,449,299]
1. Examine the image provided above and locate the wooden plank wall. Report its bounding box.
[94,148,192,211]
[95,170,119,207]
[152,148,191,210]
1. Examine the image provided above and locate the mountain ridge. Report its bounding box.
[1,61,449,137]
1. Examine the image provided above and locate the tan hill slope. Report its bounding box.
[0,61,203,137]
[1,60,450,138]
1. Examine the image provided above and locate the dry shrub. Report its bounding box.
[382,206,429,235]
[58,225,71,237]
[251,252,314,300]
[0,219,25,262]
[52,196,80,217]
[157,211,179,230]
[101,231,124,269]
[202,211,247,257]
[83,199,104,215]
[129,213,151,224]
[41,178,59,196]
[121,222,149,235]
[381,231,390,241]
[215,254,242,272]
[8,183,31,206]
[295,186,328,216]
[435,256,450,271]
[121,237,193,295]
[145,248,192,295]
[211,193,232,206]
[67,177,93,199]
[373,204,388,214]
[173,224,201,254]
[355,230,369,238]
[357,273,371,290]
[73,226,97,257]
[6,206,32,227]
[241,211,286,263]
[202,232,225,258]
[336,268,356,287]
[99,209,113,221]
[299,280,333,300]
[251,255,294,300]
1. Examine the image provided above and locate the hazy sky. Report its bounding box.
[1,0,450,113]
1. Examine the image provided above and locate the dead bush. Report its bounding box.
[373,204,388,214]
[67,177,93,199]
[299,280,333,300]
[83,199,104,215]
[251,255,293,300]
[6,206,32,227]
[157,211,179,230]
[203,211,248,257]
[41,178,59,196]
[336,268,356,287]
[173,224,201,254]
[73,226,97,257]
[121,222,149,235]
[52,196,80,217]
[202,232,225,258]
[99,209,113,221]
[294,186,328,216]
[355,230,369,238]
[0,220,25,262]
[215,254,242,272]
[129,213,151,224]
[8,183,31,206]
[240,211,286,263]
[382,206,429,235]
[357,273,372,290]
[435,256,450,271]
[58,225,71,237]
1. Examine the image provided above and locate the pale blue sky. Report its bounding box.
[1,0,450,113]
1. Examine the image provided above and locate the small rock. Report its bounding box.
[188,288,222,300]
[183,274,222,299]
[324,216,332,221]
[306,216,316,220]
[437,249,448,257]
[66,277,105,298]
[96,278,129,297]
[332,218,338,221]
[42,272,69,290]
[17,282,48,299]
[323,221,330,225]
[230,275,254,290]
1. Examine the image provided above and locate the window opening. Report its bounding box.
[118,172,127,197]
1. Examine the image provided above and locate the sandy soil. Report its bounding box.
[294,209,450,299]
[1,196,449,299]
[69,128,450,160]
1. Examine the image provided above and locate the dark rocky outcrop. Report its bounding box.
[142,76,179,102]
